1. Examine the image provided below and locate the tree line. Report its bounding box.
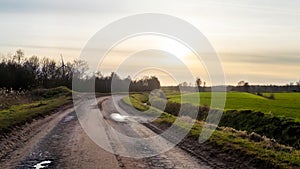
[0,50,161,92]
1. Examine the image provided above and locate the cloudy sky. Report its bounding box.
[0,0,299,85]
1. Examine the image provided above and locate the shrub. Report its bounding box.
[269,93,275,100]
[32,86,71,98]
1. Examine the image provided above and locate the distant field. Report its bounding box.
[167,92,300,120]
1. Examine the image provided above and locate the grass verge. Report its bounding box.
[0,86,72,133]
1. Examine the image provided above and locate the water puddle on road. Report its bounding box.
[109,113,148,123]
[63,115,74,122]
[110,113,128,122]
[33,160,52,169]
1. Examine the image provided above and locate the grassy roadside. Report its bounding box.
[123,93,149,111]
[123,93,300,169]
[0,86,72,133]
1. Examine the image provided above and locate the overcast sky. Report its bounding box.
[0,0,299,85]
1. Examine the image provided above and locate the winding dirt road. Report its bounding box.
[0,96,229,169]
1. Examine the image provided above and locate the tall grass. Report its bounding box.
[0,88,30,110]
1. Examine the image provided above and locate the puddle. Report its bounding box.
[33,160,52,169]
[110,113,127,122]
[109,114,142,123]
[63,115,74,122]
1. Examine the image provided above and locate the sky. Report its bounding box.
[0,0,299,86]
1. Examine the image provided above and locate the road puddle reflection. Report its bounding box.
[33,160,51,169]
[110,113,128,122]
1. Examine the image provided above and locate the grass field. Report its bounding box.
[167,92,300,121]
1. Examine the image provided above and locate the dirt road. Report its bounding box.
[0,96,227,169]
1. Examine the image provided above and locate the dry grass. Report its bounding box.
[0,89,33,110]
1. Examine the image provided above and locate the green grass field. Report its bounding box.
[168,92,300,120]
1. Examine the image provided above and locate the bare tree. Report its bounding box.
[237,80,250,92]
[72,60,89,79]
[297,80,300,86]
[196,77,202,87]
[13,49,24,64]
[238,80,246,86]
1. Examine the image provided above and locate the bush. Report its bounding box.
[32,86,71,98]
[269,93,275,100]
[152,99,209,121]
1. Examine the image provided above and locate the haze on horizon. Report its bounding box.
[0,0,299,86]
